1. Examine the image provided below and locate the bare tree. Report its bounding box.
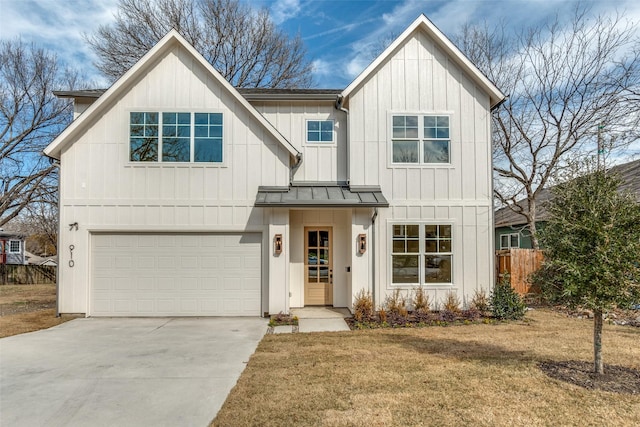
[85,0,313,88]
[457,9,640,248]
[0,39,78,228]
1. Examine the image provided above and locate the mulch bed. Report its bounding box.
[539,360,640,395]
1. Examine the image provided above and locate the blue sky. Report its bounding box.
[1,0,640,88]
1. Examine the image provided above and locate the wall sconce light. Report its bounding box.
[274,234,283,255]
[358,234,367,254]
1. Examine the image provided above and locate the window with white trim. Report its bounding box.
[9,240,20,253]
[500,233,520,249]
[306,120,334,143]
[130,112,223,163]
[391,115,450,164]
[391,223,452,285]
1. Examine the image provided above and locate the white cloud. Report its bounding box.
[0,0,119,85]
[270,0,301,25]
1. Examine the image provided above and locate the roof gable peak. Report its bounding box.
[45,29,299,159]
[341,14,505,109]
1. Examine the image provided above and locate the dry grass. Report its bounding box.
[212,309,640,427]
[0,284,74,338]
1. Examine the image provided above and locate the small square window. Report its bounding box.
[9,241,20,253]
[307,120,334,143]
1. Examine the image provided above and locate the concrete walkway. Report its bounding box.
[0,317,266,427]
[291,307,351,332]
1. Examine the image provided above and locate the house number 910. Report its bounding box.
[69,244,75,268]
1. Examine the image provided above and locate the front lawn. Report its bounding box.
[0,284,74,338]
[212,309,640,427]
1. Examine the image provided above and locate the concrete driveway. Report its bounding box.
[0,317,266,427]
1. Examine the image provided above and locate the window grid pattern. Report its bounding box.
[130,112,159,161]
[391,223,453,285]
[9,241,20,253]
[162,112,191,162]
[194,113,223,162]
[391,114,451,164]
[129,112,223,163]
[307,120,334,143]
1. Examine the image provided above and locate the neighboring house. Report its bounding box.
[24,251,58,267]
[495,158,640,249]
[44,15,504,317]
[24,250,44,265]
[0,231,26,265]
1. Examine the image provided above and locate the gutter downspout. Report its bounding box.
[290,153,303,184]
[335,95,349,184]
[371,207,378,309]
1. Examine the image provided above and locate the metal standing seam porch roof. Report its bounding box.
[255,183,389,208]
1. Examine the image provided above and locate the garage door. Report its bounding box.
[91,233,262,316]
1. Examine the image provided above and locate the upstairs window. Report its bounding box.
[130,112,223,163]
[306,120,334,143]
[391,114,450,164]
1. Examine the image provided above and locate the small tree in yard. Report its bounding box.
[533,166,640,374]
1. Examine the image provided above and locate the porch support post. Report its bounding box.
[350,208,371,311]
[268,208,290,315]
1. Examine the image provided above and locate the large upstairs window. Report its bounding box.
[391,115,450,164]
[130,112,223,163]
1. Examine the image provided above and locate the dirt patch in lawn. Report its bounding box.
[539,360,640,395]
[0,284,76,338]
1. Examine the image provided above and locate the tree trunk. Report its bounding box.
[593,309,604,374]
[528,198,539,249]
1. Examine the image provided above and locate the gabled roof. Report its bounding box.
[341,14,505,109]
[44,30,300,160]
[495,158,640,228]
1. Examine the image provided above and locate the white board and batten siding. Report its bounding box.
[348,29,494,301]
[57,42,290,315]
[252,101,348,183]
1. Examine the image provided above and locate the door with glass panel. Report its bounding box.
[304,228,333,305]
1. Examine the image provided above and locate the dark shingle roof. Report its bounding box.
[54,88,343,101]
[495,158,640,227]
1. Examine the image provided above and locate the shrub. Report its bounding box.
[384,289,408,317]
[412,286,431,313]
[443,292,461,313]
[269,312,298,327]
[470,288,490,313]
[353,289,374,322]
[490,274,526,320]
[378,307,387,323]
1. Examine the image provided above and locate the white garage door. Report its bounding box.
[91,233,262,316]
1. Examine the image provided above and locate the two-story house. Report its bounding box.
[44,15,504,317]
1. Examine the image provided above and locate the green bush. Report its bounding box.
[490,274,526,320]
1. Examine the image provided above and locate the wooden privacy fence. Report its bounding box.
[0,264,56,285]
[496,249,544,295]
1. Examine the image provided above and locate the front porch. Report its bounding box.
[258,182,388,315]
